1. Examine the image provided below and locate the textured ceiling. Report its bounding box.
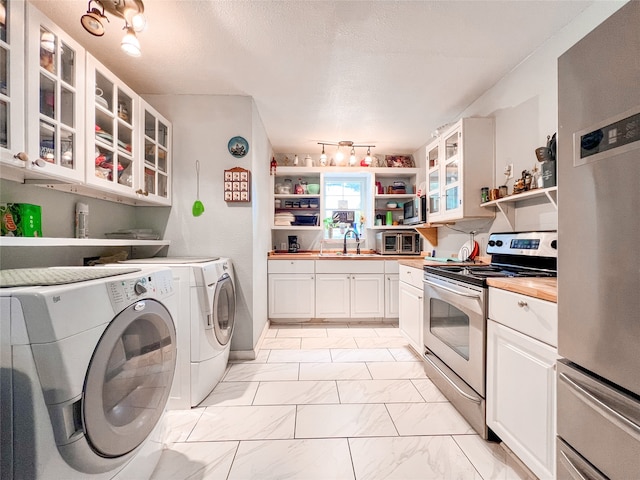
[29,0,595,154]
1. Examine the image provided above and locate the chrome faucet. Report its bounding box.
[343,229,360,254]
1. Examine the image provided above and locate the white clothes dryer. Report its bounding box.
[0,267,177,480]
[119,257,236,408]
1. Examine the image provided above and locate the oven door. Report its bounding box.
[399,234,419,254]
[423,273,486,396]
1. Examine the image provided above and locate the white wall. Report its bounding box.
[420,0,626,257]
[0,178,144,268]
[140,94,271,353]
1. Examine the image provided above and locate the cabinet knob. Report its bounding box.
[517,300,528,308]
[13,152,29,162]
[136,189,149,196]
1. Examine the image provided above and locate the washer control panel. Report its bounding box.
[107,269,174,311]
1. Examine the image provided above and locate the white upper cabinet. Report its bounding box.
[85,54,138,197]
[86,56,171,205]
[0,0,26,169]
[140,100,172,205]
[426,118,495,223]
[26,4,85,182]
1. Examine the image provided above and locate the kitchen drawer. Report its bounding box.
[384,261,399,274]
[399,265,423,289]
[315,260,384,274]
[268,260,315,274]
[489,287,557,347]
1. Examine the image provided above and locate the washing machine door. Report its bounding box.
[82,298,176,458]
[210,273,236,346]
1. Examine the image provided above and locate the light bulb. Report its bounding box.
[131,13,146,32]
[319,144,327,165]
[349,147,356,166]
[335,149,344,163]
[121,27,141,57]
[365,147,372,165]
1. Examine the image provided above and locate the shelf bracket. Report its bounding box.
[495,202,516,231]
[544,189,558,209]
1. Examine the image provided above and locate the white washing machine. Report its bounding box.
[0,266,177,480]
[119,257,236,408]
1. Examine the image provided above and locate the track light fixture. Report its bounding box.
[317,141,376,167]
[80,0,146,57]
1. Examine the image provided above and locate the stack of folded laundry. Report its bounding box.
[274,212,295,226]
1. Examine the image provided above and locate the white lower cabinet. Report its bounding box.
[268,259,394,320]
[398,265,423,352]
[351,274,384,318]
[384,274,399,318]
[487,288,558,480]
[315,273,384,318]
[315,274,351,317]
[268,260,315,319]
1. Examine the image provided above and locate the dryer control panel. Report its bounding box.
[107,269,174,311]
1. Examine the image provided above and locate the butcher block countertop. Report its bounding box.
[487,277,557,303]
[268,251,426,261]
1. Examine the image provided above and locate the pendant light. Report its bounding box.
[80,0,108,36]
[80,0,146,56]
[318,142,375,167]
[365,147,372,165]
[349,147,357,166]
[121,27,141,57]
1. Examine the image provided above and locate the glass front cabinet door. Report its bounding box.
[140,101,171,205]
[26,4,85,182]
[425,118,494,223]
[86,54,138,196]
[426,141,440,218]
[0,0,26,168]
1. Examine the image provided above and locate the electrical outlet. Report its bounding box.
[504,163,514,179]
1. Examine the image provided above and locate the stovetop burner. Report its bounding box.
[424,231,557,287]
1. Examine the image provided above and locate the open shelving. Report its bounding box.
[480,186,558,230]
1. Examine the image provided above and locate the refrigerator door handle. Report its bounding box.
[559,372,640,439]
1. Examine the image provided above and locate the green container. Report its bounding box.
[0,203,43,237]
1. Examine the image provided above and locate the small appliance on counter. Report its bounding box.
[288,235,300,253]
[375,231,421,255]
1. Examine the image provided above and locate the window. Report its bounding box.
[323,173,371,239]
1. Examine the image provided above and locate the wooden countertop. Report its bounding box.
[268,251,424,261]
[487,277,557,303]
[269,251,491,264]
[267,251,557,302]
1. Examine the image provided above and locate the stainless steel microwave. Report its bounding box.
[403,196,427,225]
[375,232,421,255]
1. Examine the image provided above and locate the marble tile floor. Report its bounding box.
[151,323,534,480]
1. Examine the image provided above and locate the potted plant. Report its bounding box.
[323,217,335,239]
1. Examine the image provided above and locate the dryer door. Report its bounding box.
[210,273,236,346]
[82,299,176,457]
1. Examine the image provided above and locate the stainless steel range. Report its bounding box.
[422,231,557,438]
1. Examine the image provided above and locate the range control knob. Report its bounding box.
[488,240,496,247]
[551,240,558,249]
[496,240,503,247]
[134,281,148,295]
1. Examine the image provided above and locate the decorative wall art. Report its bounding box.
[224,167,251,202]
[228,136,249,158]
[385,155,415,168]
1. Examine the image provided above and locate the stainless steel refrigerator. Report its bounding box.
[557,1,640,478]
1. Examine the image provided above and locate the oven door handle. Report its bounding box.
[423,351,482,404]
[423,279,482,299]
